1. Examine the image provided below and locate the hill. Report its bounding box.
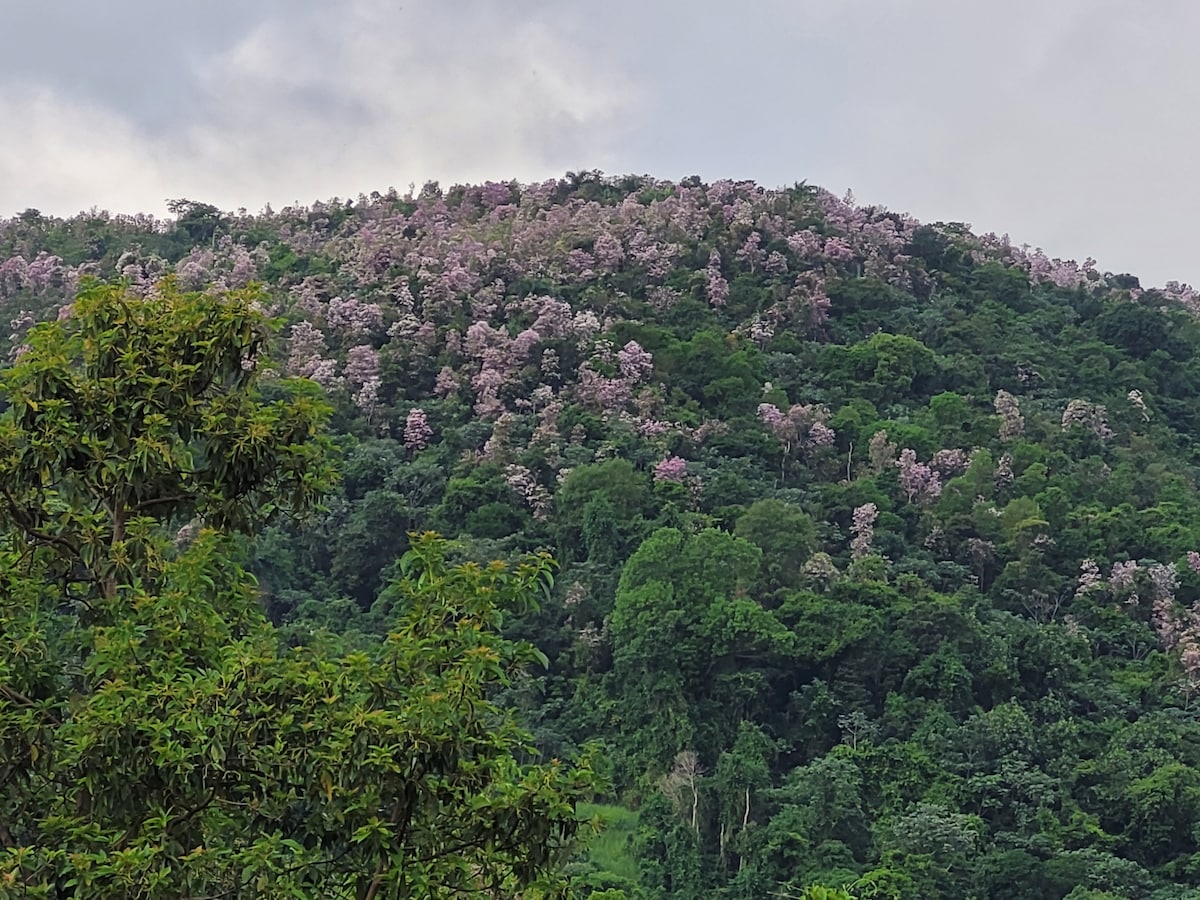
[4,173,1200,898]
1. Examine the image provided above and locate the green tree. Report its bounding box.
[1,533,596,897]
[712,722,775,873]
[167,198,225,247]
[735,499,818,599]
[607,528,789,779]
[0,279,595,897]
[761,754,871,885]
[555,459,651,563]
[0,277,335,600]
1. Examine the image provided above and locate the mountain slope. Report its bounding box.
[4,174,1200,898]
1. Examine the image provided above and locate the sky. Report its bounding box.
[1,0,1194,287]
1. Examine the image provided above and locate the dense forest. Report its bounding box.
[4,174,1200,898]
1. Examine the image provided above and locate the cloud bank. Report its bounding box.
[0,1,634,216]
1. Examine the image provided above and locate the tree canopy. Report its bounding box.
[0,279,595,898]
[6,174,1200,897]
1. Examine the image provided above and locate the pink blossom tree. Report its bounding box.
[850,503,878,559]
[654,456,688,483]
[897,449,942,506]
[994,390,1024,440]
[404,407,433,451]
[287,321,341,389]
[706,249,729,308]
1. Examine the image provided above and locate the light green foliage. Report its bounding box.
[0,277,335,598]
[570,802,642,895]
[794,887,858,900]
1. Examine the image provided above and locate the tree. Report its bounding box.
[735,499,817,598]
[712,722,775,873]
[166,199,225,247]
[607,529,793,783]
[0,279,596,897]
[0,277,335,600]
[554,460,651,563]
[1,533,597,897]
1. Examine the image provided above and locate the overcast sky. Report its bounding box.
[1,0,1194,286]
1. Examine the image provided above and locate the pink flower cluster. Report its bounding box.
[1062,400,1114,440]
[850,503,878,559]
[404,408,432,451]
[577,340,656,413]
[994,390,1024,441]
[897,449,942,506]
[756,402,836,452]
[653,456,689,483]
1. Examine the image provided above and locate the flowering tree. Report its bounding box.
[288,320,340,388]
[404,407,433,451]
[1062,399,1114,440]
[897,449,942,506]
[706,248,729,308]
[994,390,1024,440]
[654,456,689,483]
[850,503,879,559]
[757,402,835,454]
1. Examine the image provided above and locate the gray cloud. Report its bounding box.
[798,0,1199,285]
[0,0,635,214]
[183,1,637,203]
[0,0,1196,286]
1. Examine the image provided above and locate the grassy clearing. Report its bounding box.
[578,802,641,882]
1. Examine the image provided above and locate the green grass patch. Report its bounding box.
[578,802,641,883]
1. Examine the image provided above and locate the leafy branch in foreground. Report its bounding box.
[0,278,595,898]
[1,532,595,898]
[0,276,335,600]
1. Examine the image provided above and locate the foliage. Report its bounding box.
[0,280,595,897]
[6,173,1200,896]
[0,534,596,897]
[0,277,335,599]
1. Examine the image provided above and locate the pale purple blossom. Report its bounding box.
[1109,560,1139,590]
[354,376,381,418]
[404,407,433,451]
[1075,559,1103,599]
[850,503,878,559]
[343,344,380,387]
[706,248,729,308]
[735,232,765,271]
[1062,400,1114,440]
[654,456,689,483]
[327,295,384,336]
[1187,552,1200,576]
[757,403,785,428]
[617,340,655,381]
[931,448,971,476]
[434,366,460,399]
[897,448,942,506]
[994,390,1024,440]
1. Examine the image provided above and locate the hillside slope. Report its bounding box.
[4,174,1200,898]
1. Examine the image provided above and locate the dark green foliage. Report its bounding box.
[15,177,1200,898]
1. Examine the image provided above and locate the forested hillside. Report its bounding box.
[4,174,1200,898]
